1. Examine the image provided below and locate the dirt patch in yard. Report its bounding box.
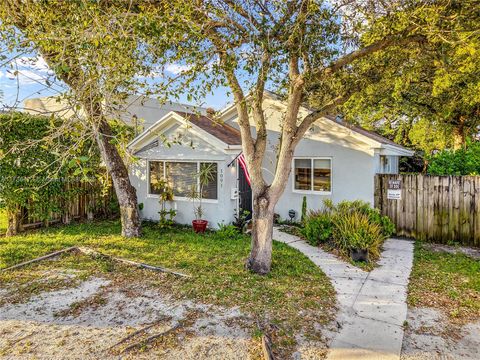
[0,252,331,359]
[401,307,480,360]
[0,273,254,359]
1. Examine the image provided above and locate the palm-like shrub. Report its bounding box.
[332,211,385,259]
[301,199,394,261]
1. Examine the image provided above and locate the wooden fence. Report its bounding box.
[2,181,117,234]
[374,174,480,247]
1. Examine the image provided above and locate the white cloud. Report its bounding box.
[165,63,192,75]
[6,69,47,85]
[10,56,51,74]
[4,55,55,86]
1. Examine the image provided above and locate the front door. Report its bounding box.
[238,163,252,220]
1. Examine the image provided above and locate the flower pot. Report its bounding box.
[351,248,369,262]
[192,219,208,233]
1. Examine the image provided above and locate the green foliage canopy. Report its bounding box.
[427,141,480,175]
[336,0,480,154]
[0,112,100,221]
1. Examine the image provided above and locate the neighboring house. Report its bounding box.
[24,95,206,134]
[128,92,413,227]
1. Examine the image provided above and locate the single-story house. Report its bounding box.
[127,92,413,228]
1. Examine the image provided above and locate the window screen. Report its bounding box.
[149,161,218,199]
[313,159,331,192]
[200,162,218,200]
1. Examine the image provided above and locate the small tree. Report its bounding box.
[189,163,216,222]
[0,0,168,237]
[301,196,308,224]
[155,179,177,229]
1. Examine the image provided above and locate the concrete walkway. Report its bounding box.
[273,227,414,360]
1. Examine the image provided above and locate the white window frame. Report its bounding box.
[147,160,219,203]
[291,157,332,195]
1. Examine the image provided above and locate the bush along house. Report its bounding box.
[127,92,413,229]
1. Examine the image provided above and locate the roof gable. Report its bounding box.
[174,111,241,146]
[220,91,413,156]
[128,111,241,154]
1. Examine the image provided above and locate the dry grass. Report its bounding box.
[408,242,480,324]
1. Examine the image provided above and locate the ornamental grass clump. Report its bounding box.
[301,199,394,262]
[332,211,385,260]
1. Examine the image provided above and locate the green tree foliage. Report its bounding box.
[337,0,480,154]
[0,112,101,235]
[427,142,480,175]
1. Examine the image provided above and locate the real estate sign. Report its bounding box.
[387,180,402,200]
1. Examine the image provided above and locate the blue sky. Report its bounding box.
[0,55,233,111]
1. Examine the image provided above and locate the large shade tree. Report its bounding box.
[0,0,159,237]
[338,0,480,153]
[140,0,456,274]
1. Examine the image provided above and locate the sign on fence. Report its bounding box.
[387,180,402,200]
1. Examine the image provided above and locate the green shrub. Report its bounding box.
[301,196,307,223]
[427,141,480,175]
[301,210,333,246]
[300,199,393,260]
[216,223,241,240]
[330,200,395,237]
[332,211,385,259]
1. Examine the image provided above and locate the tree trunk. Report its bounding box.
[95,118,141,238]
[246,192,275,274]
[6,207,21,237]
[453,117,466,150]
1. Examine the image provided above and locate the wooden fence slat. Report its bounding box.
[416,174,424,240]
[474,177,480,247]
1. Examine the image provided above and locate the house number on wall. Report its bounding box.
[220,168,224,189]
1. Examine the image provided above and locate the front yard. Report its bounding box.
[0,220,336,358]
[402,242,480,359]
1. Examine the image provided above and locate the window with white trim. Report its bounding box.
[293,158,331,193]
[149,161,218,199]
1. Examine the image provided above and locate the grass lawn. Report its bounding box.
[0,220,335,356]
[408,242,480,323]
[0,210,6,235]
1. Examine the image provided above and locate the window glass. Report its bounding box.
[149,161,164,195]
[313,159,331,192]
[166,162,197,197]
[380,155,391,173]
[294,159,311,190]
[200,163,218,200]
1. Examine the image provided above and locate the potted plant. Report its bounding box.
[333,212,384,263]
[351,248,369,262]
[189,163,216,233]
